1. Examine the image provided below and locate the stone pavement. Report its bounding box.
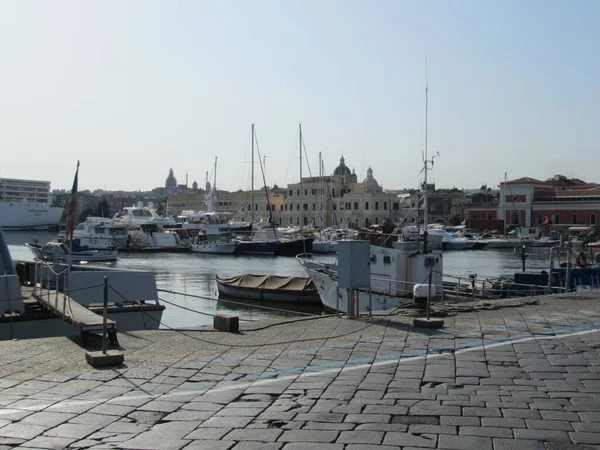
[1,292,600,449]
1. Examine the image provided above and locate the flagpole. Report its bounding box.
[66,161,80,273]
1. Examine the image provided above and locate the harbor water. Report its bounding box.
[5,231,560,329]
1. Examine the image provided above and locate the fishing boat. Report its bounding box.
[216,274,321,304]
[26,239,118,262]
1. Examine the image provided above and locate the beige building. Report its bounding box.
[166,190,284,224]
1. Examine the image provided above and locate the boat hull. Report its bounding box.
[216,282,321,304]
[191,242,237,254]
[275,238,313,256]
[234,241,277,255]
[0,201,63,230]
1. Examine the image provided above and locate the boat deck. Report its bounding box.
[31,288,116,333]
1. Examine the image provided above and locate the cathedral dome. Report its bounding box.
[333,155,352,176]
[363,166,382,193]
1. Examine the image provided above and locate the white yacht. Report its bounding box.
[69,216,128,250]
[181,211,251,238]
[190,233,238,254]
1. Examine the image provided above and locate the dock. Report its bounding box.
[0,291,600,449]
[32,288,116,334]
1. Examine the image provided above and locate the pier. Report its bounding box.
[0,291,599,448]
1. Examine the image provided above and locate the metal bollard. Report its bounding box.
[102,276,108,354]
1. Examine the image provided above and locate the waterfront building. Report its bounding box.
[0,178,52,203]
[466,174,600,231]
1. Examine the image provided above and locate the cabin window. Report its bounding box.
[383,256,391,264]
[370,254,377,263]
[572,214,577,224]
[592,215,596,225]
[365,202,369,210]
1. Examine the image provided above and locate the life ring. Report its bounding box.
[575,252,588,267]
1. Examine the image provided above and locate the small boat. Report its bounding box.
[191,234,237,254]
[26,240,118,262]
[216,274,321,303]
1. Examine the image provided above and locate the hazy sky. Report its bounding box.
[0,1,598,193]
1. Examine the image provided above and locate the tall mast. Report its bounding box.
[213,157,218,209]
[299,123,303,232]
[319,151,323,228]
[423,83,429,230]
[251,124,255,226]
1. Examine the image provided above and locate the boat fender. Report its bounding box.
[575,252,588,267]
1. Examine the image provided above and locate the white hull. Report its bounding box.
[304,265,404,313]
[191,242,237,254]
[0,201,63,230]
[312,240,338,254]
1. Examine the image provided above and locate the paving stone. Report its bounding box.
[21,411,76,427]
[409,424,457,435]
[438,434,493,450]
[302,422,355,430]
[540,410,581,422]
[184,428,232,440]
[344,413,390,424]
[294,413,345,423]
[569,432,600,444]
[199,416,254,428]
[501,408,542,419]
[281,444,343,450]
[459,426,513,438]
[69,413,118,427]
[513,429,571,442]
[492,438,545,450]
[224,429,282,442]
[336,430,383,444]
[382,432,437,448]
[345,446,400,450]
[230,443,283,450]
[354,423,408,432]
[480,417,525,428]
[44,423,102,439]
[277,430,339,443]
[525,419,574,431]
[0,423,47,440]
[119,435,192,449]
[463,407,502,417]
[22,436,76,449]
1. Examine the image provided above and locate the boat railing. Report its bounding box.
[32,259,73,320]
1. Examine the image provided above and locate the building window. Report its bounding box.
[384,202,387,211]
[297,189,300,195]
[365,202,369,210]
[375,202,379,210]
[303,217,308,225]
[393,202,399,211]
[303,204,308,211]
[312,204,316,210]
[592,214,596,225]
[354,202,359,210]
[511,212,519,225]
[473,215,477,220]
[289,190,293,196]
[297,217,299,225]
[285,204,288,211]
[255,204,258,211]
[305,189,308,196]
[375,217,379,224]
[280,205,283,211]
[332,188,335,197]
[488,214,492,220]
[555,214,559,225]
[572,214,577,224]
[290,218,292,224]
[538,215,542,225]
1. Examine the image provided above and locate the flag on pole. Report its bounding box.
[65,161,80,241]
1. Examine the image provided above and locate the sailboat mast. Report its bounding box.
[299,124,303,232]
[319,151,323,228]
[251,124,255,226]
[423,83,429,230]
[213,157,218,207]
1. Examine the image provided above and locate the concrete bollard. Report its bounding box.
[214,314,239,332]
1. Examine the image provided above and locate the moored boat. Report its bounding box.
[26,240,118,262]
[216,274,321,303]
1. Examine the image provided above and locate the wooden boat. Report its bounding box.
[216,274,321,303]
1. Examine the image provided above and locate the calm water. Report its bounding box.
[5,231,557,328]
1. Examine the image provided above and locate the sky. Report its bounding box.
[0,1,598,193]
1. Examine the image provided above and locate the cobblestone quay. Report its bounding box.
[1,292,600,449]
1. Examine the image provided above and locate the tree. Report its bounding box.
[94,198,112,218]
[165,168,177,188]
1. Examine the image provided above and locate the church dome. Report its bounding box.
[363,166,382,193]
[333,155,352,176]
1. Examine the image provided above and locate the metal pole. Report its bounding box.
[102,276,108,354]
[336,286,340,316]
[427,270,432,321]
[368,287,372,317]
